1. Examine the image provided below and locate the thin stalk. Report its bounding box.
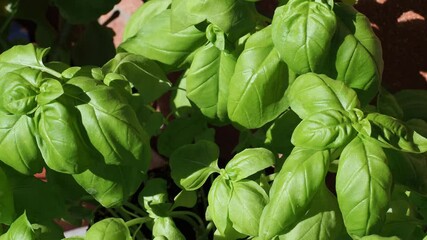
[119,206,140,219]
[123,202,148,217]
[125,217,152,228]
[171,211,205,227]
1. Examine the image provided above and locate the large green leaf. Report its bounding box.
[376,87,404,120]
[73,164,145,208]
[51,0,119,24]
[259,147,331,239]
[157,115,213,157]
[36,101,95,174]
[207,177,245,238]
[85,218,132,240]
[330,4,383,105]
[64,77,151,169]
[0,111,42,175]
[0,44,59,78]
[272,0,336,74]
[228,180,268,236]
[119,10,206,67]
[228,26,290,129]
[394,90,427,121]
[170,140,220,191]
[123,0,172,41]
[171,0,257,39]
[278,185,344,240]
[336,137,392,238]
[0,167,14,224]
[186,44,236,122]
[287,73,360,119]
[0,212,34,240]
[152,217,185,240]
[292,109,356,150]
[102,53,171,104]
[225,148,275,182]
[356,113,427,153]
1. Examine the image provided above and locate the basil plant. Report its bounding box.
[0,0,426,239]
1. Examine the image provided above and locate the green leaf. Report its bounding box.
[377,87,404,120]
[291,109,356,150]
[228,26,290,129]
[102,53,171,104]
[52,0,119,24]
[278,185,344,240]
[386,149,427,195]
[170,76,193,117]
[70,22,116,66]
[123,0,172,41]
[330,4,383,105]
[287,73,360,119]
[37,78,64,105]
[0,167,14,224]
[228,180,268,236]
[35,101,95,174]
[394,90,427,121]
[259,147,331,239]
[0,44,60,78]
[0,112,42,175]
[265,109,301,156]
[64,77,151,169]
[85,218,131,240]
[0,212,35,240]
[171,0,257,38]
[186,43,236,122]
[138,178,170,217]
[119,10,206,67]
[272,1,336,74]
[153,217,185,240]
[356,113,427,153]
[170,140,220,190]
[172,190,197,209]
[225,148,275,181]
[157,115,213,157]
[0,72,38,115]
[336,137,392,238]
[208,178,245,238]
[73,164,145,208]
[359,235,401,240]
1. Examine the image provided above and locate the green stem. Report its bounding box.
[170,214,200,232]
[171,211,205,227]
[119,206,140,219]
[106,208,121,219]
[131,222,145,240]
[125,217,152,228]
[123,202,148,217]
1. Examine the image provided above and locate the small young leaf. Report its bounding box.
[0,212,35,240]
[225,148,275,181]
[272,0,336,74]
[259,147,331,239]
[85,218,132,240]
[0,72,38,115]
[336,137,392,238]
[278,185,344,240]
[186,43,236,122]
[228,26,290,129]
[172,190,198,209]
[287,73,360,119]
[37,78,64,105]
[291,109,356,150]
[357,113,427,153]
[153,217,185,240]
[0,167,15,224]
[170,140,220,191]
[228,180,268,236]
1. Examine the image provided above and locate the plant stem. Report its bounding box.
[119,206,140,219]
[125,217,152,228]
[123,202,148,217]
[171,211,205,227]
